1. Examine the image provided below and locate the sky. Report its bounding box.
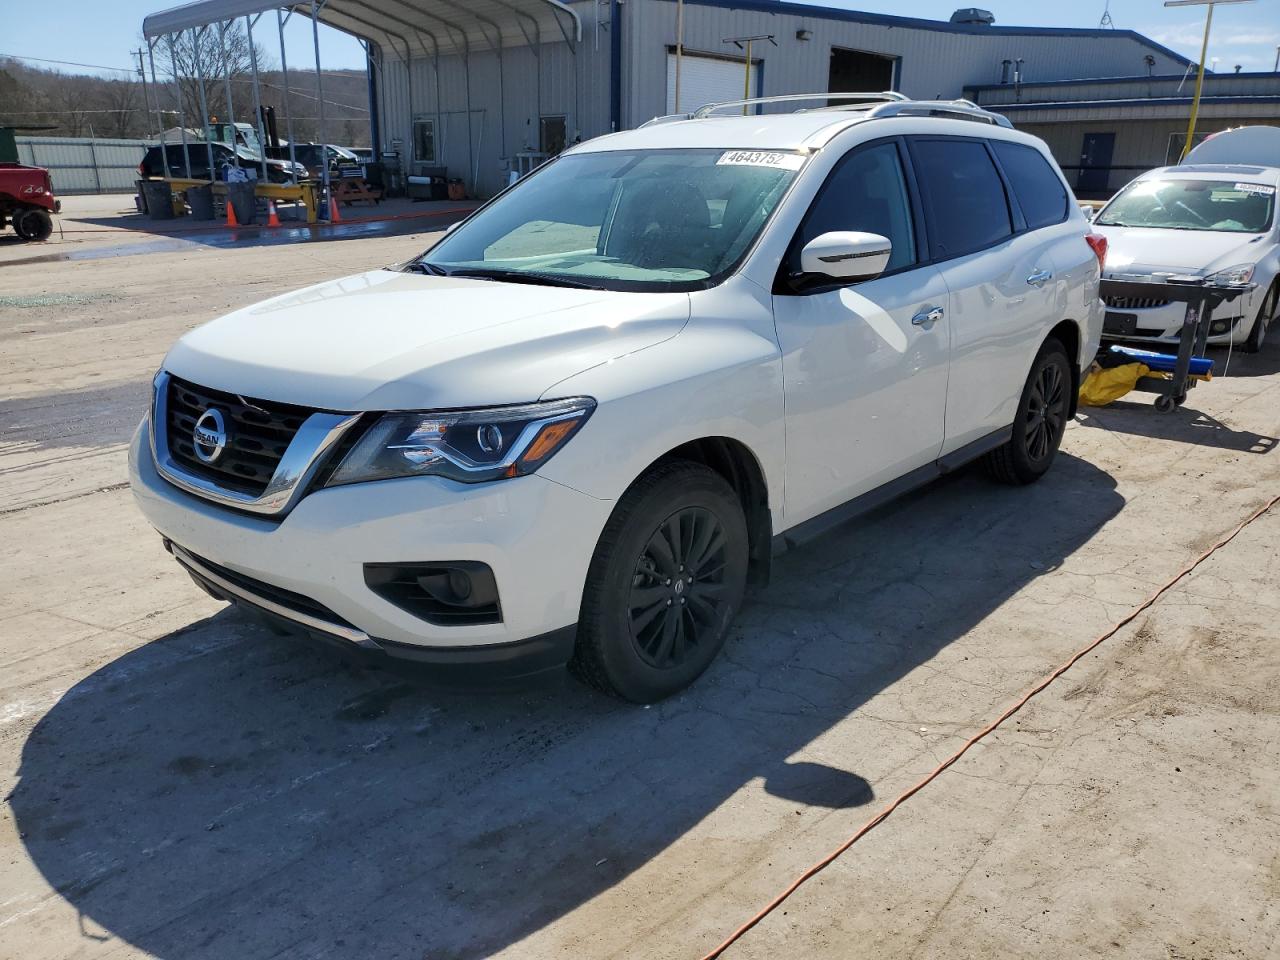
[4,0,1280,78]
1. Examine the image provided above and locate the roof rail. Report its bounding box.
[865,99,1014,127]
[691,91,907,119]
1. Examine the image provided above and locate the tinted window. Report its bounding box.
[993,141,1068,230]
[912,139,1013,258]
[794,141,917,274]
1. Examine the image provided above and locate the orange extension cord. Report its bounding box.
[697,490,1280,960]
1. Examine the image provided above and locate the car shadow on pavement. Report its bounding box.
[10,454,1122,959]
[1076,402,1278,455]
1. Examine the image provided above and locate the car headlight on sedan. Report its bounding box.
[326,397,595,486]
[1204,263,1256,287]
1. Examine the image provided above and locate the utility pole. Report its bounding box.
[133,48,152,137]
[1163,0,1255,161]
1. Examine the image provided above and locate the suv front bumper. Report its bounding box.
[128,418,613,676]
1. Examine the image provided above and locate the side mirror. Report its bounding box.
[799,231,892,282]
[1079,204,1097,221]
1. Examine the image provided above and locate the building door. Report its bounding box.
[666,52,758,114]
[828,47,897,94]
[1077,132,1115,195]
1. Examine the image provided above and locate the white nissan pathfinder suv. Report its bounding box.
[129,94,1105,702]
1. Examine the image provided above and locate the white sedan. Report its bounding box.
[1094,164,1279,352]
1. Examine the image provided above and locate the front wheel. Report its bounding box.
[572,461,749,703]
[1240,283,1276,354]
[14,208,52,242]
[985,338,1072,485]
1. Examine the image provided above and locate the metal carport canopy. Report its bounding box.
[142,0,583,56]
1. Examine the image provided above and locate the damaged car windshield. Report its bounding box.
[1096,177,1275,233]
[413,148,804,291]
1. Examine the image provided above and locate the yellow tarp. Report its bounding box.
[1078,362,1150,406]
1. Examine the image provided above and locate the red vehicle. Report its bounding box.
[0,163,58,241]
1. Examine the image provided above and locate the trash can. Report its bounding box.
[185,184,215,220]
[225,180,257,225]
[142,181,175,220]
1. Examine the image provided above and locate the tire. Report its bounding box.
[14,208,52,242]
[985,338,1072,486]
[572,461,749,703]
[1240,283,1276,354]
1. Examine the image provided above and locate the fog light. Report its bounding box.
[1210,319,1230,335]
[364,561,501,625]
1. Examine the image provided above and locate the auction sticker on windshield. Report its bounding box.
[1235,182,1276,196]
[717,150,805,170]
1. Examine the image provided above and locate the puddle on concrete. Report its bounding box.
[0,216,453,267]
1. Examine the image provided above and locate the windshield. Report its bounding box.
[416,148,804,291]
[1096,177,1275,233]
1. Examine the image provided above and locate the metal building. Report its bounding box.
[142,0,1196,199]
[969,71,1280,198]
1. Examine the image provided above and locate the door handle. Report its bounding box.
[1027,269,1053,287]
[912,306,945,326]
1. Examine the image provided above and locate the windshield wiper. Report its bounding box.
[447,267,607,290]
[401,260,449,276]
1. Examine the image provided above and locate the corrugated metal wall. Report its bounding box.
[1017,117,1275,195]
[624,1,1189,125]
[972,72,1280,105]
[15,137,151,195]
[371,0,1193,196]
[375,0,610,198]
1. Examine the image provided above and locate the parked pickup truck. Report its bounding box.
[0,162,58,241]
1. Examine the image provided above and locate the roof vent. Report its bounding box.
[950,8,996,26]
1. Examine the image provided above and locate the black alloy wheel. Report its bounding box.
[628,507,729,670]
[573,460,749,702]
[1024,357,1067,464]
[985,338,1072,485]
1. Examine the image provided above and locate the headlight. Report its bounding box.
[1204,263,1255,287]
[326,397,595,486]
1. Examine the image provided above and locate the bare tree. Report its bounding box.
[153,23,271,131]
[46,73,95,137]
[98,78,141,138]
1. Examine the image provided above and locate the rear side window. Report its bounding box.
[911,139,1013,259]
[993,141,1069,230]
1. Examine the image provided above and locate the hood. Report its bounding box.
[163,269,690,410]
[1096,225,1265,278]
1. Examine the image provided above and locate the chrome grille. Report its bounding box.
[1103,295,1171,310]
[166,377,310,496]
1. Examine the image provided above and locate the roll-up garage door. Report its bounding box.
[666,52,759,114]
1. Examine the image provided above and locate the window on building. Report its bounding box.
[911,139,1013,258]
[792,141,917,274]
[540,115,567,156]
[992,141,1069,230]
[413,119,436,164]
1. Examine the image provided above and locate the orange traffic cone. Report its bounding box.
[265,199,280,227]
[225,197,238,227]
[328,195,342,223]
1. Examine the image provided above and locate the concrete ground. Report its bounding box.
[1,209,1278,960]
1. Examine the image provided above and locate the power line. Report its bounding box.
[0,53,137,74]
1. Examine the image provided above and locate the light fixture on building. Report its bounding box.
[796,29,813,41]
